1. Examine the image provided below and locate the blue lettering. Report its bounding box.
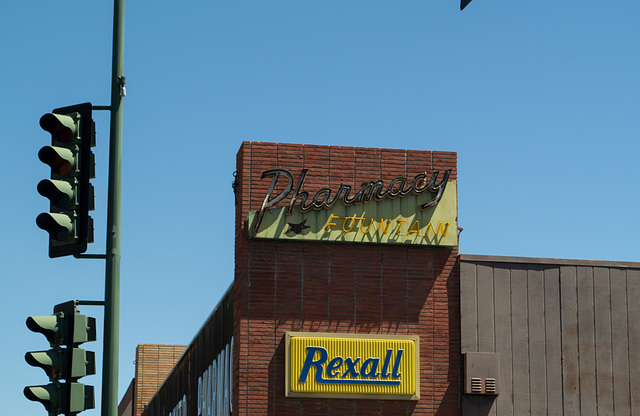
[327,356,343,377]
[360,358,381,378]
[381,349,393,378]
[392,349,404,378]
[342,357,361,378]
[298,346,328,383]
[296,345,403,386]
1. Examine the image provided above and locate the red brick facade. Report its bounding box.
[233,142,460,415]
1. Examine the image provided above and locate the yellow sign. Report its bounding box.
[248,181,457,246]
[285,332,420,400]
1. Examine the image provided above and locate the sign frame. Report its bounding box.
[285,332,420,401]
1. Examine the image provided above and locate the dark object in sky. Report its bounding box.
[461,0,472,10]
[286,219,310,235]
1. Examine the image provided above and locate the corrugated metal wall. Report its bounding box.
[460,256,640,416]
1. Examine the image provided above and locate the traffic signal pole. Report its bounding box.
[103,0,124,415]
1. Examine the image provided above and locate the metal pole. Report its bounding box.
[102,0,124,414]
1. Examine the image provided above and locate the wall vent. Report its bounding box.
[463,352,499,395]
[485,378,497,394]
[470,377,483,393]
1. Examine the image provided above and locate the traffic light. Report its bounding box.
[36,103,95,258]
[24,301,96,415]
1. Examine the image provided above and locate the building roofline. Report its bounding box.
[460,254,640,269]
[139,282,234,413]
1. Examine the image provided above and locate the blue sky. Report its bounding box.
[2,0,638,414]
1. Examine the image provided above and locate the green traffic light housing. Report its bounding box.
[26,314,62,346]
[25,350,62,381]
[38,146,77,177]
[39,113,78,144]
[24,383,94,416]
[25,348,96,381]
[26,304,97,347]
[35,212,74,244]
[24,301,96,415]
[37,179,75,211]
[24,383,63,415]
[36,103,95,258]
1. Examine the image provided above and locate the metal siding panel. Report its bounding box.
[461,261,478,353]
[560,265,580,414]
[594,267,614,415]
[493,266,513,416]
[610,268,631,415]
[477,264,495,353]
[628,269,640,414]
[510,267,530,415]
[577,266,597,416]
[527,266,547,415]
[544,267,563,416]
[462,260,640,416]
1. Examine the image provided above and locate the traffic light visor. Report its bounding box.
[37,179,74,210]
[26,315,60,345]
[36,213,74,242]
[40,113,76,143]
[25,350,59,380]
[38,146,75,177]
[24,384,60,413]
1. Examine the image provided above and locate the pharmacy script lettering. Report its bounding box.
[253,168,451,233]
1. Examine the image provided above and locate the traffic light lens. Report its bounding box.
[54,124,72,143]
[25,351,59,380]
[53,154,71,176]
[37,180,74,209]
[39,113,74,143]
[38,146,74,177]
[36,213,73,242]
[24,386,54,411]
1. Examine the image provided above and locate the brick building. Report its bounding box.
[125,142,640,416]
[118,344,186,416]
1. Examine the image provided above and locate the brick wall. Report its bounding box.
[134,344,187,416]
[234,142,460,415]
